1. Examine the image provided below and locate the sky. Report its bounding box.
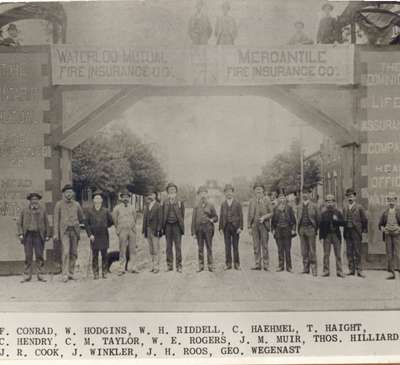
[119,96,322,186]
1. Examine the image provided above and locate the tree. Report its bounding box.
[256,139,320,194]
[72,125,166,202]
[231,176,252,203]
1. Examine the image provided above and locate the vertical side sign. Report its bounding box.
[360,50,400,254]
[0,49,51,262]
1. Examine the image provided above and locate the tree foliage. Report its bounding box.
[256,139,320,194]
[72,125,166,197]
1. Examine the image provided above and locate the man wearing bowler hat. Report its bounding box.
[297,187,319,276]
[161,183,185,272]
[112,188,138,276]
[17,192,50,282]
[191,186,218,272]
[271,189,297,272]
[219,184,243,270]
[53,184,86,282]
[343,188,368,278]
[142,188,163,274]
[378,192,400,280]
[248,183,273,271]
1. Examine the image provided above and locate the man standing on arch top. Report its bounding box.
[343,188,368,278]
[162,183,185,273]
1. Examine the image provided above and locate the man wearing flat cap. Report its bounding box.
[219,184,243,270]
[53,184,86,282]
[248,183,273,271]
[142,188,163,274]
[17,192,50,283]
[161,183,185,272]
[112,188,138,276]
[378,193,400,279]
[343,188,368,278]
[191,186,218,272]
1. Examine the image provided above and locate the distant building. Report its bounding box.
[320,137,345,209]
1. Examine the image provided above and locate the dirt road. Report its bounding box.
[1,208,399,312]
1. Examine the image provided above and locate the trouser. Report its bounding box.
[92,248,107,276]
[118,229,136,273]
[223,223,240,267]
[146,228,160,271]
[276,228,292,271]
[252,223,269,269]
[385,232,400,274]
[23,231,44,277]
[165,223,182,270]
[345,228,362,273]
[299,225,317,273]
[61,227,79,279]
[196,224,214,269]
[323,232,343,275]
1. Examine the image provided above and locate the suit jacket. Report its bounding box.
[297,201,319,232]
[161,199,185,235]
[271,204,297,232]
[53,199,85,240]
[378,207,400,240]
[142,201,162,238]
[219,199,243,231]
[319,208,344,241]
[191,201,218,236]
[343,203,368,240]
[17,205,49,242]
[248,196,273,230]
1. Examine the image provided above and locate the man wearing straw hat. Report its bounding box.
[378,192,400,280]
[112,188,138,276]
[17,192,50,283]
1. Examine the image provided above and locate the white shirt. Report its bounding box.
[149,201,155,211]
[348,202,355,210]
[226,198,233,207]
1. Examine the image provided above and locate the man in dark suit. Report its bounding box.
[161,183,185,273]
[319,194,345,278]
[142,188,163,274]
[191,186,218,272]
[343,188,368,278]
[378,193,400,280]
[271,190,297,272]
[248,183,273,271]
[219,184,243,270]
[297,187,319,276]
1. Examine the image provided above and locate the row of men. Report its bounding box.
[16,182,400,283]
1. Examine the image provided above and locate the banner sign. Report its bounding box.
[51,45,354,86]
